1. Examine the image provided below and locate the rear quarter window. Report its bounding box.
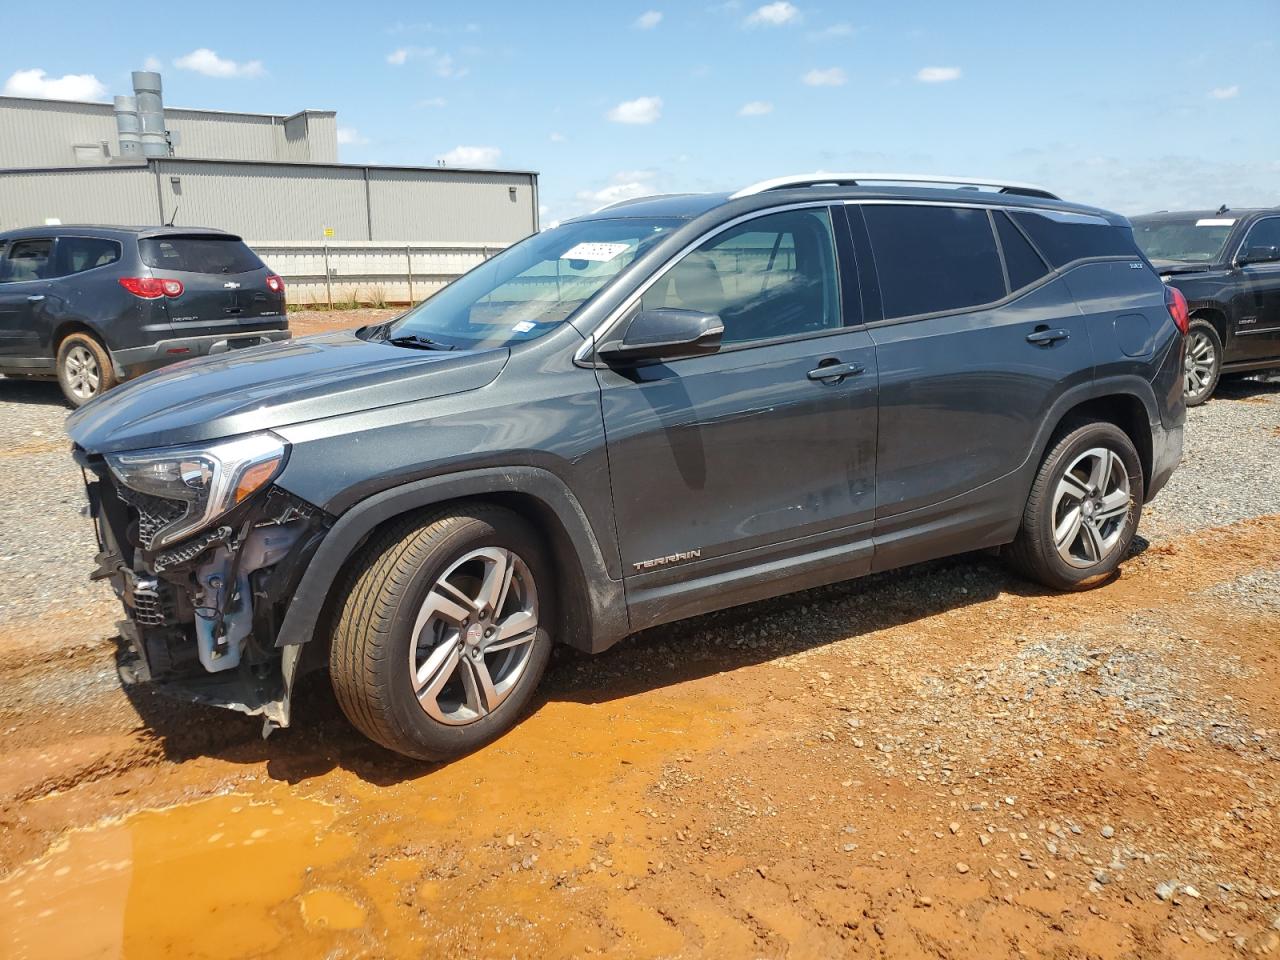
[139,236,264,275]
[1011,210,1137,268]
[54,237,122,277]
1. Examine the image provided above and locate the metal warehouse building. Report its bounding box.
[0,71,539,303]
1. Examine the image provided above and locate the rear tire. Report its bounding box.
[329,505,554,761]
[1007,421,1143,591]
[1183,319,1221,407]
[56,332,117,407]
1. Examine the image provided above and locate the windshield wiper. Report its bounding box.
[385,333,456,351]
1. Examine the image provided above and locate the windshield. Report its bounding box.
[385,217,682,349]
[1131,217,1235,263]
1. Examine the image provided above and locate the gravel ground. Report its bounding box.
[0,365,1276,625]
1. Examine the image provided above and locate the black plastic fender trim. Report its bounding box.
[273,466,630,655]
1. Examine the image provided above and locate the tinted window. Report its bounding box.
[139,236,264,275]
[54,237,121,277]
[863,205,1005,319]
[1241,218,1280,261]
[1132,216,1234,263]
[0,239,53,283]
[995,212,1051,291]
[1011,210,1135,267]
[641,208,843,344]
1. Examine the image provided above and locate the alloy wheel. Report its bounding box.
[408,547,539,726]
[1051,447,1131,569]
[64,345,101,401]
[1183,330,1216,401]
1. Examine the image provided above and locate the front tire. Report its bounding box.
[329,506,554,761]
[1183,319,1222,407]
[56,332,117,407]
[1007,421,1143,591]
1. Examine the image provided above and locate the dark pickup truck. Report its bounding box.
[1132,209,1280,404]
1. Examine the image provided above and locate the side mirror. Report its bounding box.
[597,308,724,363]
[1236,245,1280,268]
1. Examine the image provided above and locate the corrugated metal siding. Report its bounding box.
[0,166,156,230]
[304,114,338,163]
[165,110,282,162]
[0,100,117,168]
[369,169,537,242]
[154,160,368,239]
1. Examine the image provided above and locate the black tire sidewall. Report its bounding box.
[380,512,555,758]
[1184,319,1222,407]
[1029,423,1144,589]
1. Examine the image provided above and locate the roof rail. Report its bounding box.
[729,172,1060,201]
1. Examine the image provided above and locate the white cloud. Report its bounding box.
[386,48,410,65]
[634,10,663,29]
[142,56,164,72]
[174,48,264,78]
[607,95,663,124]
[576,171,659,209]
[436,145,501,167]
[1209,85,1239,99]
[336,127,368,146]
[418,96,447,108]
[802,67,846,87]
[746,2,799,26]
[738,100,774,116]
[3,68,106,101]
[916,66,961,83]
[810,22,854,39]
[386,46,466,77]
[549,131,566,142]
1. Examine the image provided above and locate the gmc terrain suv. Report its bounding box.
[1130,208,1280,405]
[0,226,289,406]
[66,174,1186,761]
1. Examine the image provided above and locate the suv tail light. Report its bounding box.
[1165,285,1189,335]
[120,277,184,299]
[265,274,285,294]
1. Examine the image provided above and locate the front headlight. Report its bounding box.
[106,432,288,550]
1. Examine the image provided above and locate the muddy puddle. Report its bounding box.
[0,689,738,958]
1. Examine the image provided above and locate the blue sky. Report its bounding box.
[4,1,1278,224]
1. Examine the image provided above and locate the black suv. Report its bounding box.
[1131,209,1280,404]
[66,175,1186,761]
[0,226,290,406]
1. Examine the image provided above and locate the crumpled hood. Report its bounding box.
[67,331,509,454]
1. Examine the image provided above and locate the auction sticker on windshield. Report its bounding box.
[561,242,631,262]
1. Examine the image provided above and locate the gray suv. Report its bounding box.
[67,174,1187,761]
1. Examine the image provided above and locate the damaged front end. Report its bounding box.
[74,433,331,734]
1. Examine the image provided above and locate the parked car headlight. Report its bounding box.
[106,432,288,549]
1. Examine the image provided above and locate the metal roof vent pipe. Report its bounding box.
[113,95,142,160]
[132,70,171,158]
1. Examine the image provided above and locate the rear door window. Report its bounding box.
[863,205,1005,319]
[53,237,122,277]
[1240,217,1280,262]
[995,212,1051,291]
[1010,210,1135,267]
[0,239,53,283]
[139,236,264,275]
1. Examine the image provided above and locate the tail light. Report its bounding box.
[1165,285,1189,335]
[265,274,285,294]
[119,277,184,299]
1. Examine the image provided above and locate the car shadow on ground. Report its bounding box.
[111,541,1148,788]
[0,377,69,408]
[1215,372,1280,401]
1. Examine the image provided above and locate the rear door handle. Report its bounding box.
[1026,328,1069,345]
[807,360,865,382]
[26,294,45,302]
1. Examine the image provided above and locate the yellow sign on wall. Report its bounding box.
[322,227,335,238]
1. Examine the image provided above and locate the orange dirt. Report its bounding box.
[1,517,1278,957]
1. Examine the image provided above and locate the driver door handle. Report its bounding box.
[807,360,865,382]
[26,294,46,302]
[1026,327,1070,345]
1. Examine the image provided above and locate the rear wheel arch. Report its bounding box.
[51,319,104,355]
[1187,306,1228,345]
[1040,392,1153,497]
